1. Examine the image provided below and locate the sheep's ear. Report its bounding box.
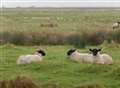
[98,49,101,51]
[41,50,46,56]
[89,49,92,52]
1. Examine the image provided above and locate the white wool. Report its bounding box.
[92,53,104,64]
[17,53,43,65]
[100,54,113,64]
[69,51,94,64]
[93,53,113,64]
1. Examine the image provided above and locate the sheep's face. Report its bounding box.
[89,48,101,56]
[67,49,76,56]
[37,50,46,56]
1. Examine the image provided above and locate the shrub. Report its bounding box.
[0,29,119,46]
[0,76,61,88]
[67,33,86,48]
[86,30,105,45]
[0,76,39,88]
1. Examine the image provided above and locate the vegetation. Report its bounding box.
[0,9,120,88]
[0,10,120,48]
[0,44,120,88]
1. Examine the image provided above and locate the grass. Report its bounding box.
[0,44,120,88]
[0,10,120,45]
[1,10,120,32]
[0,9,120,88]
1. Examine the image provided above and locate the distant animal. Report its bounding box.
[112,21,120,30]
[40,23,58,27]
[89,48,113,64]
[67,49,95,64]
[17,49,46,65]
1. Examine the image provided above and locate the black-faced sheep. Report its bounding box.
[17,49,46,65]
[89,48,113,64]
[67,49,94,64]
[67,48,113,65]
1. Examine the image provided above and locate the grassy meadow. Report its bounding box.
[0,9,120,46]
[0,9,120,88]
[0,44,120,88]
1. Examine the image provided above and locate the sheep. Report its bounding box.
[112,21,120,30]
[89,48,113,64]
[17,49,46,65]
[67,48,113,65]
[67,49,94,64]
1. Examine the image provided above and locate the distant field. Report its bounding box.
[0,9,120,46]
[1,9,120,32]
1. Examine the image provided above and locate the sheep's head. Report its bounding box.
[89,48,101,56]
[67,49,76,56]
[37,49,46,56]
[117,21,120,24]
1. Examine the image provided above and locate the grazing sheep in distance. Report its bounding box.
[67,49,94,64]
[89,48,113,64]
[112,21,120,30]
[17,49,46,65]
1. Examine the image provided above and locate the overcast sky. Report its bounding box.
[1,0,120,8]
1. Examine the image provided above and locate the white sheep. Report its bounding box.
[89,48,113,65]
[17,49,46,65]
[67,49,94,64]
[112,21,120,30]
[67,48,113,65]
[101,54,113,64]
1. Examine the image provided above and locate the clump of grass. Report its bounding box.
[75,82,105,88]
[40,23,58,28]
[86,30,105,45]
[106,29,120,44]
[0,76,61,88]
[0,76,39,88]
[112,30,120,43]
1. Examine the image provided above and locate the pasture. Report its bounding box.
[0,9,120,46]
[0,44,120,88]
[0,9,120,88]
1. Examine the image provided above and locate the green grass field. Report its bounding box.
[0,9,120,88]
[0,44,120,88]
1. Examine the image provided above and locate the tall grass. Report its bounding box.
[1,10,120,47]
[0,76,61,88]
[0,29,120,48]
[0,76,38,88]
[0,76,105,88]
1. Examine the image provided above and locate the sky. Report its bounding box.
[1,0,120,8]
